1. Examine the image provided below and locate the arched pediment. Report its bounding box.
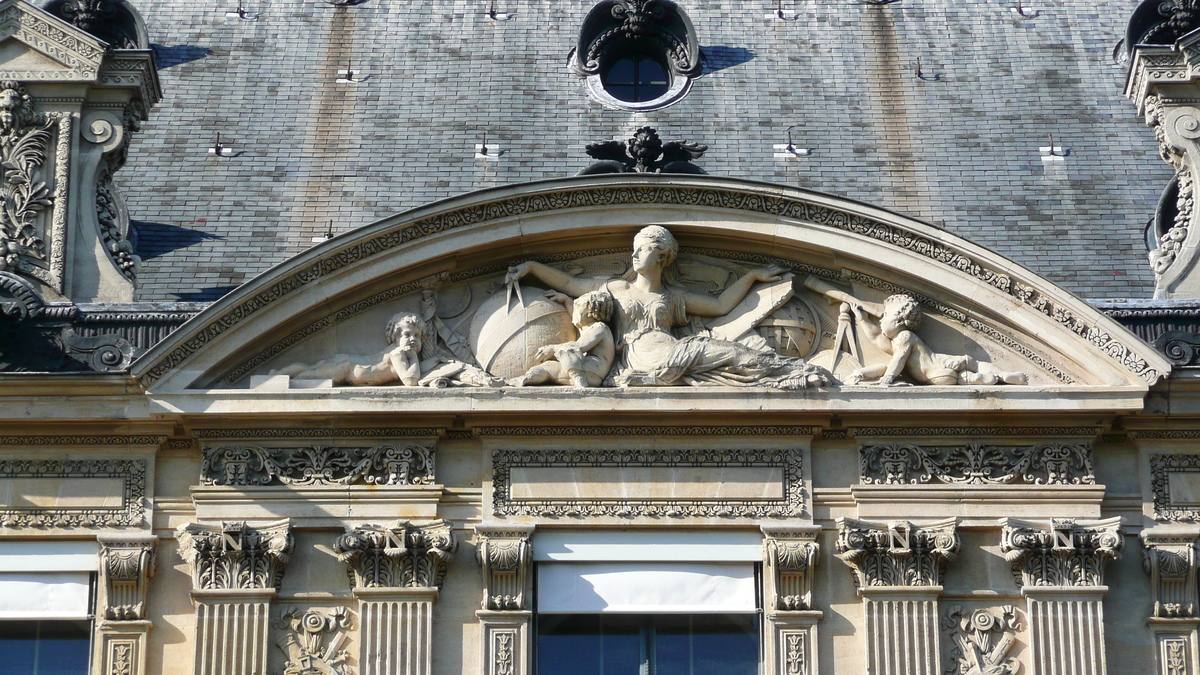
[133,175,1170,411]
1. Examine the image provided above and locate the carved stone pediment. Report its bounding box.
[0,0,106,81]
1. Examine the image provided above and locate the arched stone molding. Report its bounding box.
[132,175,1170,404]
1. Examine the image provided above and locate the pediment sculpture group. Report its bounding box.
[271,226,1026,390]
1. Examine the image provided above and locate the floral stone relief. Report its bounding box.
[253,226,1043,390]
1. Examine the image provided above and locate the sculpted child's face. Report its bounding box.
[393,325,423,356]
[880,307,904,339]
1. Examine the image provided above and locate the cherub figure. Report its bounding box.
[848,294,1027,386]
[507,290,616,388]
[271,312,428,386]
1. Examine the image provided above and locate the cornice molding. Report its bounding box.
[476,425,820,437]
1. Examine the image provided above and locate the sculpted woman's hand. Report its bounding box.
[752,265,787,282]
[505,262,532,285]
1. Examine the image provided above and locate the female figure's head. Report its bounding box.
[631,225,679,276]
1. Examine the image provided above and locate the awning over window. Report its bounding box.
[533,530,762,562]
[537,562,756,614]
[0,541,97,619]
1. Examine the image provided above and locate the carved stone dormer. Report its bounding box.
[475,526,532,611]
[836,518,960,589]
[98,534,156,620]
[175,520,294,591]
[334,520,457,590]
[1000,517,1124,588]
[0,0,160,302]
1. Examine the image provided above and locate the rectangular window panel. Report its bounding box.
[0,620,92,675]
[537,563,756,613]
[536,614,758,675]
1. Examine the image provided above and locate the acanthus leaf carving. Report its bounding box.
[860,442,1094,486]
[835,518,959,589]
[941,605,1023,675]
[999,518,1123,588]
[175,520,293,591]
[200,442,436,487]
[0,81,54,275]
[98,535,156,621]
[763,527,819,611]
[476,527,533,611]
[1141,526,1200,618]
[334,520,456,590]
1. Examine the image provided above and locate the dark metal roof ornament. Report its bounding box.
[1127,0,1200,52]
[41,0,145,49]
[570,0,702,79]
[577,127,707,175]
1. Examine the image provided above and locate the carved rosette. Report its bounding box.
[835,518,959,589]
[1142,526,1200,619]
[200,442,435,487]
[98,535,156,621]
[175,520,294,591]
[941,605,1022,675]
[859,442,1094,486]
[334,520,457,590]
[763,528,819,611]
[1000,518,1123,588]
[476,527,533,611]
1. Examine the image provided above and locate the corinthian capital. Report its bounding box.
[1000,517,1123,588]
[175,520,293,591]
[1141,524,1200,618]
[475,526,533,611]
[334,520,457,590]
[98,534,157,620]
[836,518,959,589]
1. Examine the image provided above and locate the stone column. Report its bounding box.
[1000,518,1124,675]
[835,518,959,675]
[95,535,156,675]
[175,520,293,675]
[334,520,457,675]
[762,526,822,675]
[1143,525,1200,675]
[475,526,534,675]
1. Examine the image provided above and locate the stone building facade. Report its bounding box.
[4,1,1200,675]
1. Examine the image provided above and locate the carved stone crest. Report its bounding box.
[941,605,1022,675]
[274,607,355,675]
[334,520,456,589]
[176,520,294,591]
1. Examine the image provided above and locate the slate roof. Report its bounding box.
[120,0,1167,302]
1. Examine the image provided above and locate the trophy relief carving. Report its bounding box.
[0,82,54,277]
[254,225,1043,390]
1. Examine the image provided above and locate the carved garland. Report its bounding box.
[200,443,435,487]
[492,447,804,518]
[0,458,146,528]
[1151,453,1200,521]
[139,184,1164,387]
[859,442,1094,486]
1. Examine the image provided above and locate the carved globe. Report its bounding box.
[469,286,578,379]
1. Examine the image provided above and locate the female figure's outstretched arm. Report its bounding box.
[683,265,788,317]
[506,261,606,298]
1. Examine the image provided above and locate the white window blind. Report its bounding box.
[537,562,756,614]
[533,530,762,562]
[0,541,97,619]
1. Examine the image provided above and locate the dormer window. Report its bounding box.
[570,0,702,111]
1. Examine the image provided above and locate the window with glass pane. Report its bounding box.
[601,56,670,103]
[536,614,758,675]
[0,620,92,675]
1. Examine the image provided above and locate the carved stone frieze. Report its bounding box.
[0,81,54,276]
[0,457,146,528]
[140,183,1165,388]
[334,520,456,589]
[763,527,819,611]
[176,520,294,591]
[941,605,1022,675]
[475,527,532,611]
[1000,518,1123,587]
[492,447,804,518]
[1152,453,1200,521]
[836,518,959,589]
[200,442,435,487]
[274,607,355,675]
[859,442,1094,486]
[1142,526,1200,618]
[98,535,156,621]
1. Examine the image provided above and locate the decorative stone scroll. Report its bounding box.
[274,607,355,675]
[0,457,146,528]
[1000,518,1122,675]
[98,534,156,620]
[942,605,1022,675]
[200,442,435,487]
[492,447,804,518]
[859,442,1094,486]
[836,518,959,589]
[176,520,294,591]
[176,520,293,675]
[762,526,822,675]
[476,527,532,611]
[334,520,457,590]
[1142,525,1200,675]
[836,518,958,675]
